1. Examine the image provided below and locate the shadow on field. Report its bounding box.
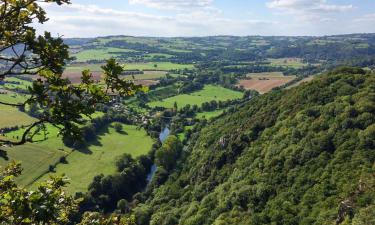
[74,125,111,154]
[0,149,9,161]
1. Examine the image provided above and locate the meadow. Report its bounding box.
[196,109,224,119]
[66,62,194,73]
[3,77,32,90]
[148,85,243,108]
[267,58,306,68]
[72,47,137,62]
[0,123,153,193]
[122,71,167,80]
[0,91,35,129]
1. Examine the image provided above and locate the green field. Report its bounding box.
[0,105,36,129]
[73,47,137,62]
[3,77,32,90]
[0,123,153,193]
[0,92,34,129]
[148,85,243,108]
[0,125,72,186]
[32,123,153,193]
[123,62,194,71]
[196,109,224,119]
[267,58,306,69]
[66,62,194,73]
[122,71,166,80]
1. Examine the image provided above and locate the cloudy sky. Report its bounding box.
[36,0,375,37]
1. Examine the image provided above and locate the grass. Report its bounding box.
[66,62,194,73]
[0,125,73,186]
[148,85,243,108]
[196,110,224,119]
[65,64,104,73]
[0,143,69,186]
[0,93,34,129]
[73,47,137,62]
[32,123,153,193]
[122,71,166,80]
[267,58,306,69]
[4,77,32,90]
[0,105,36,129]
[123,62,194,71]
[144,53,174,59]
[1,123,153,193]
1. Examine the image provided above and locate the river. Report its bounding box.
[146,127,170,184]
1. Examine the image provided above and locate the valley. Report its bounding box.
[1,32,375,224]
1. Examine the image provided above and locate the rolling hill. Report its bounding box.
[132,68,375,225]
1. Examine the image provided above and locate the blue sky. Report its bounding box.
[36,0,375,37]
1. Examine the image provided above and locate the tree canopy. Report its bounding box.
[0,0,144,145]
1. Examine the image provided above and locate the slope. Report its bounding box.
[134,67,375,225]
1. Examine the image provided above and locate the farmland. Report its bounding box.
[148,85,243,108]
[0,89,34,129]
[0,123,153,193]
[267,58,306,68]
[65,62,193,73]
[32,123,153,193]
[72,47,137,62]
[122,71,167,80]
[237,72,296,94]
[196,109,224,119]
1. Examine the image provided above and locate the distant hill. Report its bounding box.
[64,34,375,66]
[132,67,375,225]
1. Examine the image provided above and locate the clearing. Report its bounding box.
[148,85,243,108]
[0,123,153,194]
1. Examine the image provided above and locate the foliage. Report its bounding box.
[155,135,182,171]
[82,154,152,212]
[78,212,136,225]
[0,1,143,146]
[0,161,79,224]
[134,68,375,224]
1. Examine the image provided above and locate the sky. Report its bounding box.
[35,0,375,38]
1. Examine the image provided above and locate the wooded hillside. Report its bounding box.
[134,68,375,225]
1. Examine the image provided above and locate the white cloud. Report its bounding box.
[266,0,352,24]
[266,0,353,12]
[128,0,214,10]
[354,13,375,23]
[35,3,276,37]
[33,1,374,37]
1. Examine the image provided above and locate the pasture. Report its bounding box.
[0,92,34,129]
[3,77,32,90]
[267,58,306,68]
[122,71,167,80]
[196,110,224,119]
[73,47,137,62]
[0,123,153,193]
[123,62,194,71]
[148,85,243,108]
[65,62,194,75]
[33,123,153,193]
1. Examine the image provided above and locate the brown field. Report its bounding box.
[63,72,102,84]
[135,79,159,87]
[237,72,296,94]
[246,72,285,78]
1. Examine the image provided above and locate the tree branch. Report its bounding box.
[0,119,46,146]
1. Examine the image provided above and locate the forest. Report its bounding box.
[0,0,374,225]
